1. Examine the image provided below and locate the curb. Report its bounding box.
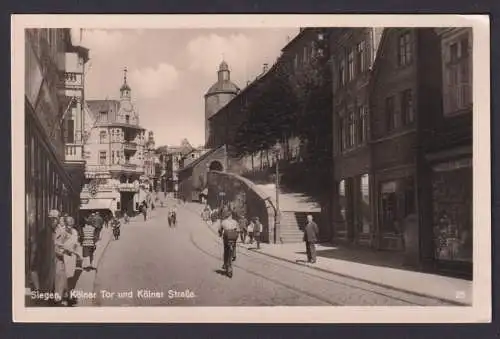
[182,202,469,306]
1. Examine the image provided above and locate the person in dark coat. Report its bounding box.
[303,214,319,263]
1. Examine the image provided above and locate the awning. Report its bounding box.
[80,198,113,211]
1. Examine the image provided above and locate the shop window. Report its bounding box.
[380,181,398,234]
[339,180,347,223]
[432,164,472,263]
[359,174,371,234]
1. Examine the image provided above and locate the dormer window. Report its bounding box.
[125,115,130,124]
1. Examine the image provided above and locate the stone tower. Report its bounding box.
[204,60,239,146]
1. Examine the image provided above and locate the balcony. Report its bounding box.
[109,162,144,174]
[65,144,84,162]
[123,142,138,152]
[60,72,83,89]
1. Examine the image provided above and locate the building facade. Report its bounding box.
[330,28,383,247]
[25,28,86,293]
[330,27,472,277]
[80,70,149,216]
[423,28,473,276]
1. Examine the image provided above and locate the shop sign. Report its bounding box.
[381,181,397,194]
[433,158,472,172]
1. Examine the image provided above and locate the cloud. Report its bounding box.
[129,63,180,99]
[81,29,127,59]
[185,30,296,89]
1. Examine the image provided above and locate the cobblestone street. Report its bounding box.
[92,201,454,306]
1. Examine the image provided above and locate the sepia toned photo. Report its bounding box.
[12,15,491,323]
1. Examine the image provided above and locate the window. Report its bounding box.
[339,116,346,152]
[303,46,309,63]
[359,174,370,234]
[65,118,74,143]
[293,54,299,70]
[111,151,115,164]
[339,180,347,222]
[401,89,414,125]
[339,57,346,87]
[99,111,108,122]
[358,105,368,144]
[125,115,130,124]
[99,151,107,165]
[444,34,472,115]
[348,111,356,148]
[385,96,396,131]
[356,41,366,74]
[398,32,412,66]
[99,131,106,143]
[348,49,355,81]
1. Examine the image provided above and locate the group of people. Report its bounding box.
[29,209,124,307]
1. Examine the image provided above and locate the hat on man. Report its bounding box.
[49,210,60,218]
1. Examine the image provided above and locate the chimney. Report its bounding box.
[263,63,269,73]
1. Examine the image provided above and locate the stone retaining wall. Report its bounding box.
[207,171,276,243]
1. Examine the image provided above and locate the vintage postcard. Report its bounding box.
[11,14,491,323]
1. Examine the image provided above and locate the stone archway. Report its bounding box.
[209,160,223,172]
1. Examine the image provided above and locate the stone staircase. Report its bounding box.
[255,184,321,244]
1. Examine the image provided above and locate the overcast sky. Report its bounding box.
[77,28,299,148]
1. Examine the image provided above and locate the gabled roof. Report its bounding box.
[178,145,225,173]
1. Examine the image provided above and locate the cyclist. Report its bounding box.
[218,210,239,277]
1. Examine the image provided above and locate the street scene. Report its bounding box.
[23,26,474,308]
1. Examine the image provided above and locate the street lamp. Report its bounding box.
[272,143,282,244]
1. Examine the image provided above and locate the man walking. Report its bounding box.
[253,217,263,249]
[93,212,104,241]
[303,214,319,264]
[81,219,97,270]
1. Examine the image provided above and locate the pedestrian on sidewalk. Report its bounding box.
[238,215,248,243]
[81,220,97,270]
[252,217,263,249]
[303,215,319,264]
[247,220,255,244]
[94,212,104,241]
[142,202,148,221]
[62,216,81,306]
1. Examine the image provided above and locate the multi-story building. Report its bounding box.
[422,28,473,276]
[329,28,383,247]
[144,131,156,189]
[80,69,148,216]
[25,28,87,294]
[62,30,90,199]
[330,27,471,277]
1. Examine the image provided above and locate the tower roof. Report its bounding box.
[120,67,131,92]
[219,60,229,71]
[206,60,239,95]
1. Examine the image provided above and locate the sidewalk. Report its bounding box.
[183,201,472,306]
[73,227,114,306]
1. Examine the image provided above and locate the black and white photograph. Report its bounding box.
[12,15,490,323]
